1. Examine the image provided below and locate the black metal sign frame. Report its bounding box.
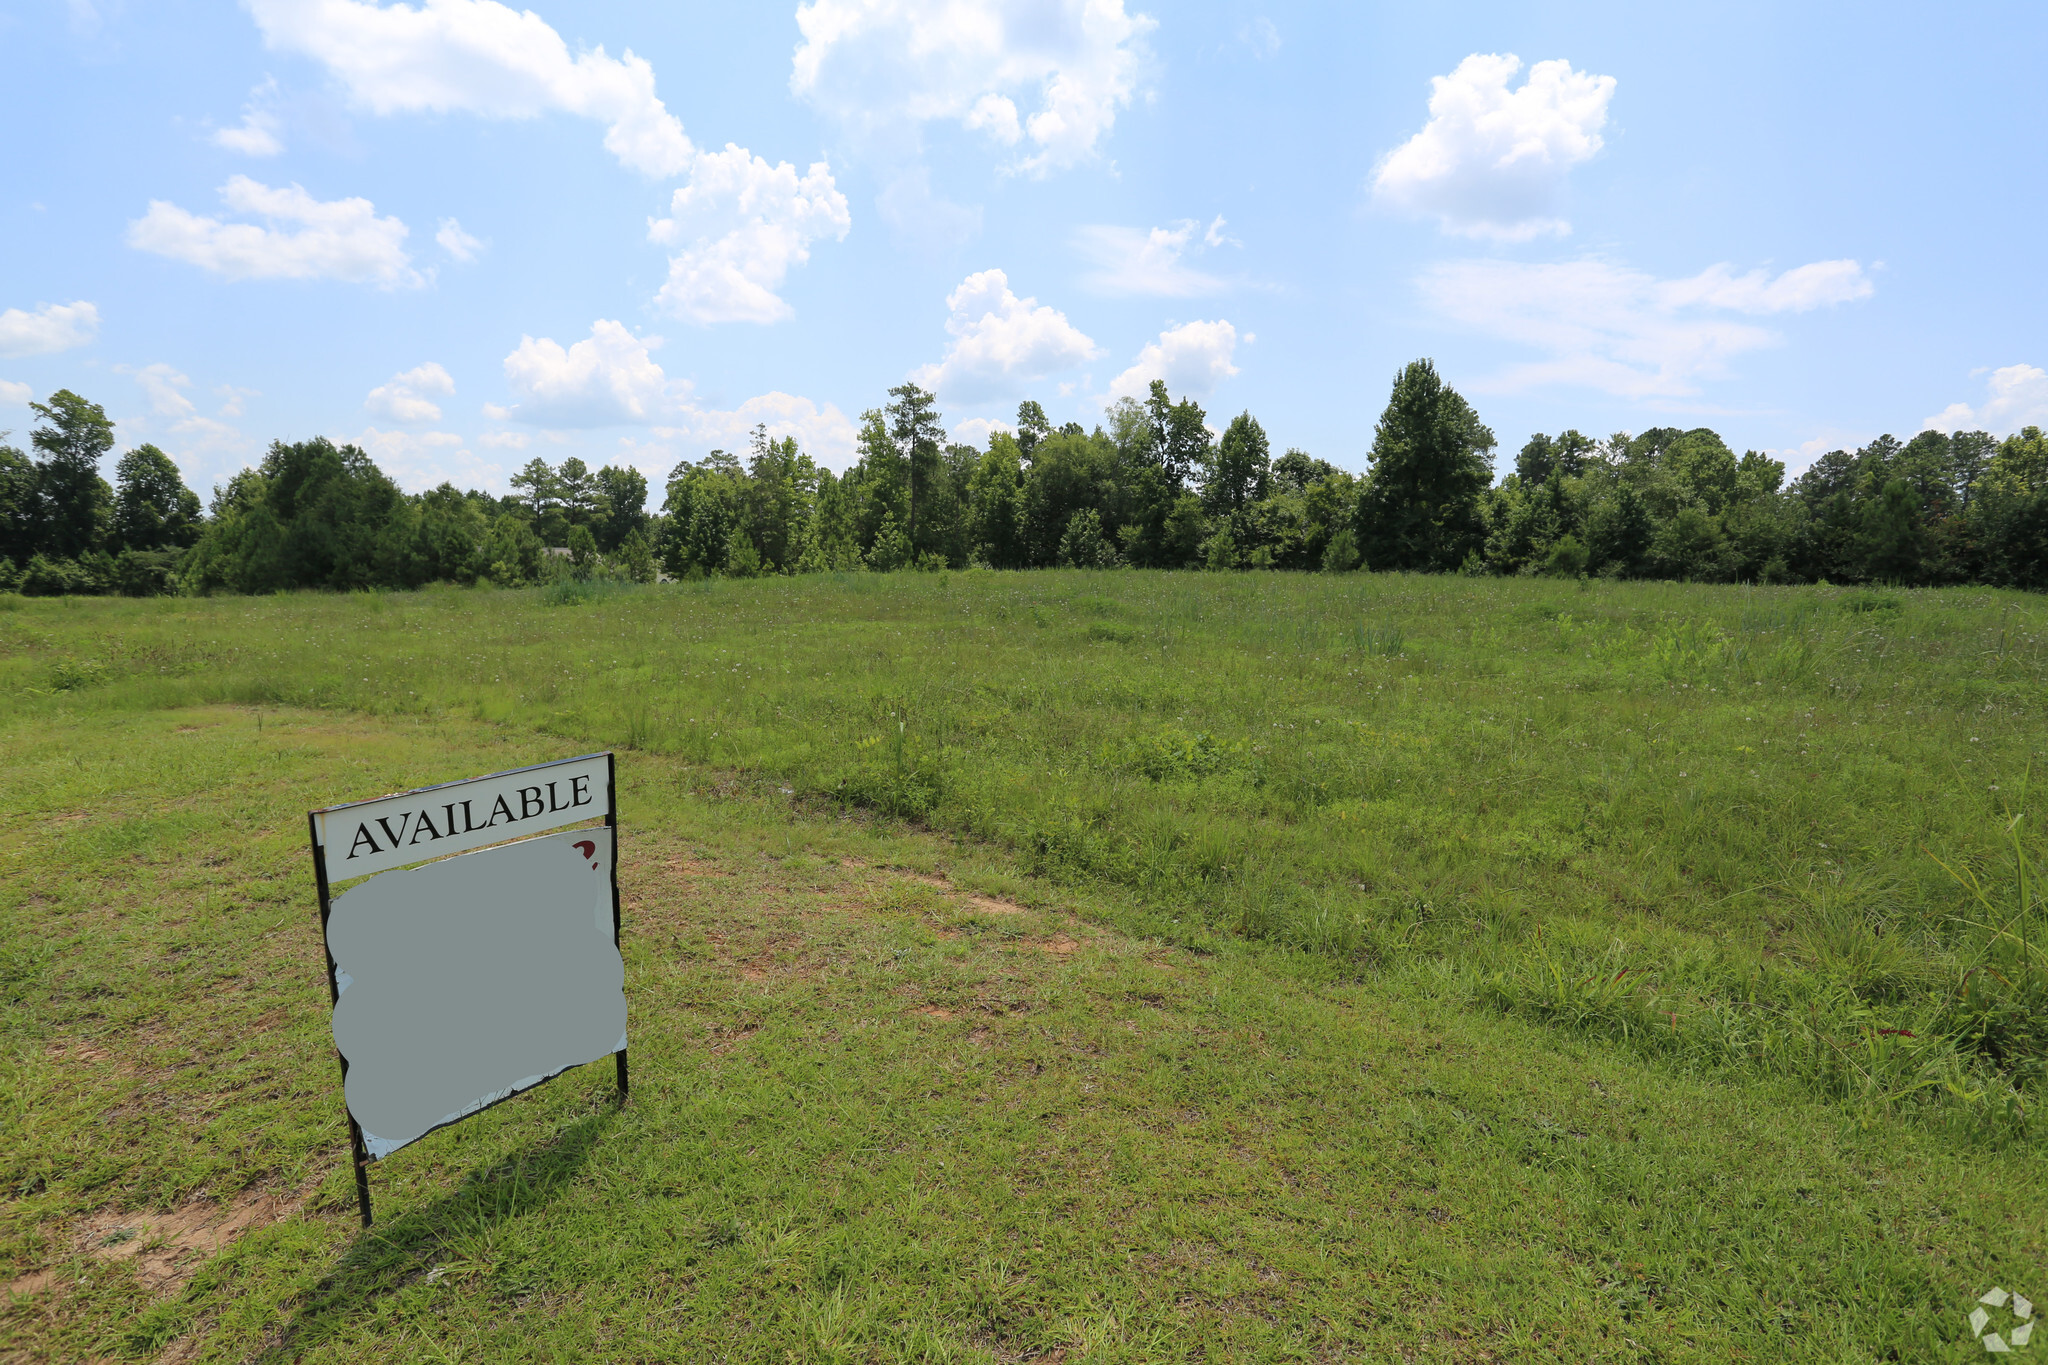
[306,752,627,1227]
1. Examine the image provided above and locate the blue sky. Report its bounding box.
[4,0,2045,497]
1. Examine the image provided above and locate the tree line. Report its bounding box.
[4,362,2043,596]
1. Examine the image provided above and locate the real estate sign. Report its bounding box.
[306,753,628,1224]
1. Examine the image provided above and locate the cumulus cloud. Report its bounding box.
[128,176,419,286]
[366,362,456,422]
[950,416,1013,449]
[243,0,694,176]
[500,319,673,426]
[1374,53,1615,241]
[356,427,501,491]
[1106,319,1240,402]
[910,269,1102,404]
[648,146,851,324]
[436,217,487,262]
[123,363,250,457]
[0,381,30,405]
[133,362,198,418]
[1924,364,2048,436]
[790,0,1156,176]
[495,320,858,463]
[0,300,100,357]
[1420,257,1875,398]
[1074,217,1230,296]
[214,77,286,156]
[650,391,859,470]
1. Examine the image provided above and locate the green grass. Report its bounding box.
[5,572,2043,1133]
[1,573,2045,1360]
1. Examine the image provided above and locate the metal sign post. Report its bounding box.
[306,753,628,1227]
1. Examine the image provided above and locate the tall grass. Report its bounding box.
[3,570,2043,1137]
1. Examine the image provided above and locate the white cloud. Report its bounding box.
[217,385,260,418]
[1374,53,1614,241]
[910,269,1102,403]
[243,0,695,176]
[436,217,487,262]
[366,362,456,422]
[0,380,32,406]
[790,0,1156,176]
[0,300,100,357]
[133,362,197,418]
[950,416,1012,449]
[478,429,530,450]
[128,176,419,286]
[1106,318,1240,402]
[1420,257,1875,398]
[648,145,851,324]
[214,77,285,156]
[501,319,673,426]
[356,427,500,491]
[1074,220,1228,296]
[1657,260,1873,313]
[651,392,859,470]
[1924,364,2048,436]
[121,363,251,459]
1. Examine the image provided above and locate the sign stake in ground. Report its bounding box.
[305,753,628,1226]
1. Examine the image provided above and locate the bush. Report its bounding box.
[1057,509,1118,568]
[115,548,182,596]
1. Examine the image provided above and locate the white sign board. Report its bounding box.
[312,753,610,879]
[306,753,628,1212]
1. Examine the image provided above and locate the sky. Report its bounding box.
[4,0,2046,499]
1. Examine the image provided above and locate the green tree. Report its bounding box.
[0,437,38,567]
[886,383,946,555]
[970,434,1027,568]
[1205,412,1270,515]
[614,526,657,583]
[412,483,492,583]
[1142,381,1212,493]
[1014,400,1050,459]
[112,444,203,551]
[509,457,564,540]
[866,512,912,571]
[1859,477,1929,582]
[181,438,411,593]
[1355,360,1495,572]
[29,390,115,560]
[1968,427,2048,590]
[1057,508,1118,568]
[556,458,601,529]
[593,464,648,552]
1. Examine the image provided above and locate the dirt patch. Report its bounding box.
[76,1186,305,1297]
[707,1024,759,1054]
[915,1005,956,1020]
[45,1039,119,1065]
[1037,936,1082,956]
[6,1267,57,1297]
[967,894,1029,916]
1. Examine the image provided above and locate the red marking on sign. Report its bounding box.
[573,840,596,860]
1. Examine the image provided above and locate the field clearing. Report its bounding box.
[1,572,2046,1360]
[4,571,2043,1129]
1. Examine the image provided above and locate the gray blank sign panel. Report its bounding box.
[327,828,626,1157]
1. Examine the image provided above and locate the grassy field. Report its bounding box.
[1,572,2045,1360]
